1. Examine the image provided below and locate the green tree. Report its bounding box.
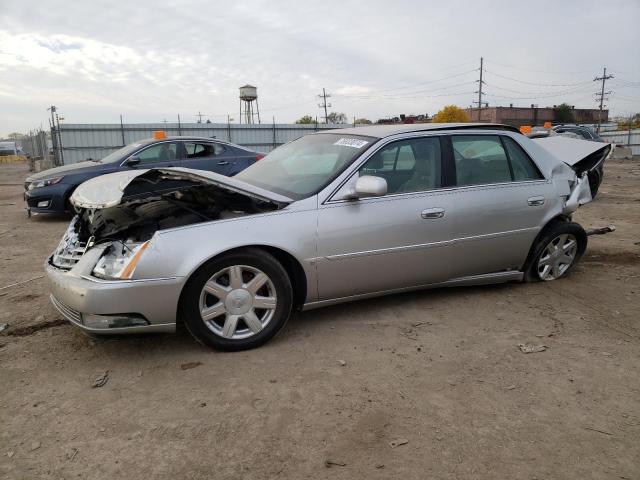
[553,103,575,123]
[327,112,347,124]
[295,115,315,124]
[433,105,470,123]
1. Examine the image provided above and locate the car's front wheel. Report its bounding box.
[525,221,587,282]
[180,249,293,351]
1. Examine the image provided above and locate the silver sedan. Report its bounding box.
[46,123,611,350]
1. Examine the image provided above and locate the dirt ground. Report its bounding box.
[1,159,639,480]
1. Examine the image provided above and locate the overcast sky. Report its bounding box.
[1,0,639,136]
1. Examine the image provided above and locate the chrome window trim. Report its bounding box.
[182,140,226,159]
[321,132,447,205]
[118,140,180,167]
[322,130,550,206]
[323,178,551,207]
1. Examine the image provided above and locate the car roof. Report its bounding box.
[135,136,255,152]
[318,123,521,139]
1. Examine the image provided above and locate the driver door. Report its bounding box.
[120,142,181,170]
[316,136,456,300]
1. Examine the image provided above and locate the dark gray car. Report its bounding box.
[24,136,263,215]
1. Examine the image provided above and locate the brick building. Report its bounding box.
[464,105,608,127]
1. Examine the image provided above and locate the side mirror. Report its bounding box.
[124,156,141,167]
[347,175,387,199]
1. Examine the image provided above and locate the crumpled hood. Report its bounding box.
[70,167,293,209]
[532,136,611,172]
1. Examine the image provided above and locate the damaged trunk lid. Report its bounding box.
[533,136,612,198]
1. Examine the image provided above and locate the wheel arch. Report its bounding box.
[62,184,78,213]
[521,214,573,273]
[521,214,585,275]
[177,244,309,323]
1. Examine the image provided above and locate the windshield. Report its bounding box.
[97,143,144,163]
[235,133,375,199]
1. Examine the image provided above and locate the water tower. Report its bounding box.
[239,84,261,124]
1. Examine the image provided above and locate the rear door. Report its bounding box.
[182,141,235,176]
[446,134,555,278]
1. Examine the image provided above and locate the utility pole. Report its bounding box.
[47,106,58,166]
[594,67,613,133]
[55,111,64,165]
[196,111,204,123]
[473,57,485,122]
[318,88,331,124]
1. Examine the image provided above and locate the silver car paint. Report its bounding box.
[47,126,591,332]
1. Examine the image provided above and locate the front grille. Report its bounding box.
[52,218,87,270]
[50,295,82,325]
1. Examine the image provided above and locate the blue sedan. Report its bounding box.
[24,136,264,215]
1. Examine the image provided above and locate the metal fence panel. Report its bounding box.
[57,122,355,164]
[600,129,640,156]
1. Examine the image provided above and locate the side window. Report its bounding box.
[577,129,593,140]
[137,142,178,164]
[184,142,224,158]
[395,145,416,171]
[502,137,543,181]
[452,135,511,186]
[358,137,441,194]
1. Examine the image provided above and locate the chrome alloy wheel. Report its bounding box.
[199,265,277,340]
[537,234,578,281]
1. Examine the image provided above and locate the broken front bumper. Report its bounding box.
[46,254,183,334]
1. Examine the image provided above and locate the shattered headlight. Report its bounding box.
[29,176,63,189]
[92,241,150,280]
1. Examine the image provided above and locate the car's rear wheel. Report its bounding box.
[525,222,587,282]
[180,249,293,351]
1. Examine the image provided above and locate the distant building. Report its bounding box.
[464,105,608,127]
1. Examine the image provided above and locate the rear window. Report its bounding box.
[452,135,511,186]
[502,137,543,181]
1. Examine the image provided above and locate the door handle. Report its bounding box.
[217,160,229,165]
[421,207,445,219]
[527,196,545,206]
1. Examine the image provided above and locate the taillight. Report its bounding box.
[255,154,265,161]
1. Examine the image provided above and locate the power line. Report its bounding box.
[594,67,614,132]
[484,69,592,87]
[483,58,594,75]
[318,88,331,124]
[332,68,479,98]
[482,85,594,100]
[335,81,477,99]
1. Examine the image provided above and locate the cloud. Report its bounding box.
[0,0,639,135]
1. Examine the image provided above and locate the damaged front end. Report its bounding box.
[50,168,289,279]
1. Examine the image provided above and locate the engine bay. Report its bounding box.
[74,183,281,244]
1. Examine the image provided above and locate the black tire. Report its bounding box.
[180,248,293,351]
[524,221,587,282]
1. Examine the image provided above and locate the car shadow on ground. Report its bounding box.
[62,281,519,357]
[29,212,72,223]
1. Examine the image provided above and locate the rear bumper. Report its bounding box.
[46,260,183,334]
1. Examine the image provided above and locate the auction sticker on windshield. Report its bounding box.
[334,138,369,149]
